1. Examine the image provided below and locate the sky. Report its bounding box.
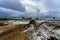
[0,0,60,17]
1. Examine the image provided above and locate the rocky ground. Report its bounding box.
[0,20,60,40]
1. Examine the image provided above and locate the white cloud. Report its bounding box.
[20,0,49,15]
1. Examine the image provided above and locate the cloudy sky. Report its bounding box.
[0,0,60,17]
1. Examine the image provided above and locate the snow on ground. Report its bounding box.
[8,20,30,25]
[8,20,45,25]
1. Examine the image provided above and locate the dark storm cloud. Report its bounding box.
[0,7,26,17]
[0,0,60,17]
[0,0,25,12]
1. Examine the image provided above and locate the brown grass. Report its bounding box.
[0,24,31,40]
